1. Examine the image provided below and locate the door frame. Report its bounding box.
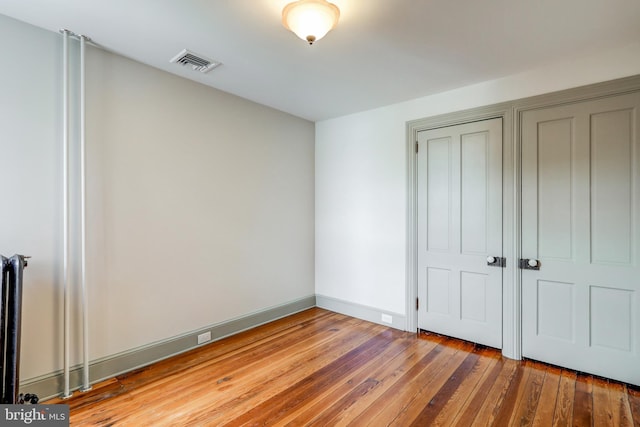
[406,104,519,358]
[406,74,640,361]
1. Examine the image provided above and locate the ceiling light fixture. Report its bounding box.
[282,0,340,45]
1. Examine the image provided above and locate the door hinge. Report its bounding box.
[416,297,419,310]
[415,142,419,153]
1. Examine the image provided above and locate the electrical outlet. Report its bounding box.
[381,314,393,324]
[197,331,211,345]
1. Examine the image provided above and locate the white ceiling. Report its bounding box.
[1,0,639,121]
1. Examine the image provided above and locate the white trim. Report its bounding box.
[405,122,418,334]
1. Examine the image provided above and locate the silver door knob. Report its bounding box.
[487,256,496,263]
[528,259,539,267]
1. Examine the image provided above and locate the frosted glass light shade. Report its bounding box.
[282,0,340,45]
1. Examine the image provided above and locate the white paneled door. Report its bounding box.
[521,92,640,386]
[417,118,503,348]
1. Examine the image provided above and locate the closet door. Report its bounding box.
[417,118,503,348]
[521,92,640,385]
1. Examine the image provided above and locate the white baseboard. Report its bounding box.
[315,294,407,331]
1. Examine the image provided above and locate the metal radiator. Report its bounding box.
[0,255,27,404]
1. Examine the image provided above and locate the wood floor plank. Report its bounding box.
[405,347,481,426]
[325,335,444,427]
[282,333,437,426]
[62,308,340,412]
[44,308,638,426]
[513,360,547,426]
[349,338,468,426]
[220,328,405,426]
[71,309,358,425]
[502,359,542,426]
[171,320,384,425]
[552,369,577,426]
[138,314,354,390]
[84,314,382,426]
[433,346,499,426]
[593,376,615,426]
[531,365,562,427]
[386,340,477,426]
[472,357,524,426]
[573,373,594,427]
[343,337,455,426]
[278,331,418,425]
[629,386,640,427]
[609,381,634,427]
[450,350,508,426]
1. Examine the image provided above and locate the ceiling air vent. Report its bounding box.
[170,49,221,73]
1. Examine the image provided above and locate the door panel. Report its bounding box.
[427,137,452,251]
[461,132,488,254]
[521,92,640,386]
[537,118,573,259]
[591,109,633,265]
[417,118,503,348]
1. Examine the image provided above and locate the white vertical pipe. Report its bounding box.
[61,28,72,399]
[79,34,92,392]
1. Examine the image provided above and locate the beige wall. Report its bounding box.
[0,14,315,381]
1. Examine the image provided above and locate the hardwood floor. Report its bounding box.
[47,308,640,426]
